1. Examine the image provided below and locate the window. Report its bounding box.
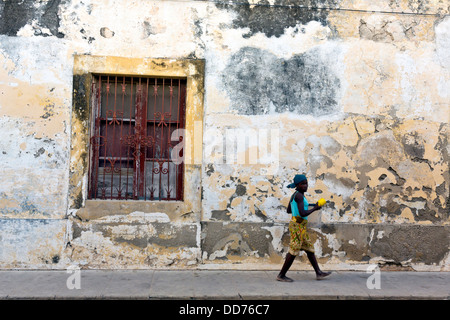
[88,75,186,201]
[69,56,204,216]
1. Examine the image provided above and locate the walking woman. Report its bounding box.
[277,174,331,282]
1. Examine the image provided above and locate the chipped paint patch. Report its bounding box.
[0,219,67,268]
[68,217,200,268]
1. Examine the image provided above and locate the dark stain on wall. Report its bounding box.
[72,74,91,123]
[0,0,31,36]
[0,0,64,38]
[222,47,340,116]
[70,73,92,210]
[215,0,340,38]
[370,225,450,265]
[313,223,450,265]
[402,131,425,159]
[211,209,231,221]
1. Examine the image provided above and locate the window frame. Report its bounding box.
[69,55,204,221]
[88,75,187,201]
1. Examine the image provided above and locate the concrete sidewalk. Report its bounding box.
[0,269,449,300]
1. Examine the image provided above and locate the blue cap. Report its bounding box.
[287,174,307,188]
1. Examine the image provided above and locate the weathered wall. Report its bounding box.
[0,0,448,270]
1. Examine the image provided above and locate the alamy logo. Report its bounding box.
[66,265,81,290]
[366,264,381,290]
[171,121,280,175]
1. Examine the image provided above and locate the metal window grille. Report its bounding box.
[88,75,186,201]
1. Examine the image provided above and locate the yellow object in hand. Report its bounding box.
[318,198,326,207]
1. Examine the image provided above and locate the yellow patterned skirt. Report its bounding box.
[288,216,315,255]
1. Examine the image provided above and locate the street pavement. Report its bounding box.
[0,269,449,300]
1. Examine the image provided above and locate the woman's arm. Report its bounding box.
[296,193,320,218]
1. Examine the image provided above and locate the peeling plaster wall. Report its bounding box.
[0,0,449,270]
[201,0,450,271]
